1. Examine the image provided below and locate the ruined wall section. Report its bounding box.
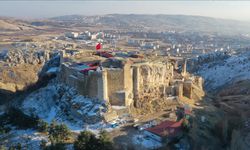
[105,62,133,106]
[123,63,133,106]
[59,63,79,85]
[106,69,124,105]
[79,73,99,98]
[58,63,108,101]
[59,62,133,106]
[183,80,193,99]
[133,62,173,108]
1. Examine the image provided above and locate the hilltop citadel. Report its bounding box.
[58,50,204,117]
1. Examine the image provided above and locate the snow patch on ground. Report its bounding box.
[111,105,127,110]
[22,85,58,120]
[0,129,48,150]
[45,107,57,123]
[46,67,59,74]
[132,134,162,149]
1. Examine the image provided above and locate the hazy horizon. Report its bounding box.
[1,1,250,21]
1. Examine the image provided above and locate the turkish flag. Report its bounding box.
[96,43,101,50]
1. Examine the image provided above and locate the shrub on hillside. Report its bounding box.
[74,130,113,150]
[48,120,71,145]
[4,107,39,129]
[37,119,49,133]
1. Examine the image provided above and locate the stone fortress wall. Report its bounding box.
[58,50,204,110]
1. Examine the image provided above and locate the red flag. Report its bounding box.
[96,43,101,50]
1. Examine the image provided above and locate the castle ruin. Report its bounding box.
[58,50,203,113]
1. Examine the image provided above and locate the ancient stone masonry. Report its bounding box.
[58,50,204,111]
[132,62,173,108]
[175,83,183,98]
[59,63,108,102]
[183,80,193,99]
[181,59,187,76]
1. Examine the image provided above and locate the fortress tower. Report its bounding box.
[181,59,187,77]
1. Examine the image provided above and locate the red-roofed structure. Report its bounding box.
[144,119,184,142]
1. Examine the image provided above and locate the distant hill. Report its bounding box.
[2,14,250,35]
[50,14,250,35]
[0,18,38,31]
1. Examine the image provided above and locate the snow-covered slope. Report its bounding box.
[21,80,108,128]
[1,81,112,149]
[193,51,250,92]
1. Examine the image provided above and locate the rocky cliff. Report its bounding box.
[0,49,59,95]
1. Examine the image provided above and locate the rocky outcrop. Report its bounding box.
[0,63,41,93]
[0,49,50,66]
[0,49,59,93]
[0,82,25,92]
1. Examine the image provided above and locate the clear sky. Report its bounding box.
[0,1,250,21]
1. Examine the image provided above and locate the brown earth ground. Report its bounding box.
[216,80,250,150]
